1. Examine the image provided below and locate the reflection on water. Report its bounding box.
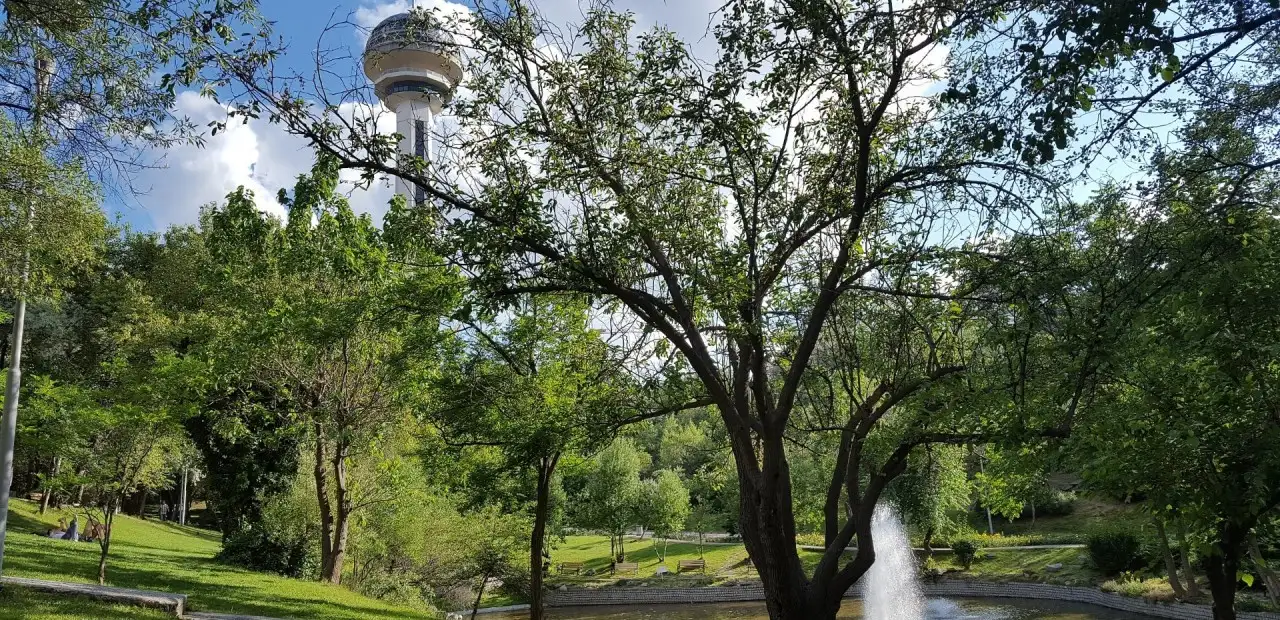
[490,598,1148,619]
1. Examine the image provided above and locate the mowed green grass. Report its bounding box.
[929,547,1096,586]
[549,536,753,583]
[547,534,1094,588]
[4,499,437,619]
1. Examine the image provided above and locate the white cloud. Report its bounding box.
[127,92,408,230]
[125,91,300,230]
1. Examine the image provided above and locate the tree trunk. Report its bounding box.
[1205,522,1245,620]
[1248,534,1279,608]
[178,468,189,525]
[737,434,839,620]
[313,429,335,580]
[1179,520,1203,598]
[923,526,935,559]
[823,424,855,547]
[136,487,147,518]
[529,454,558,620]
[470,569,491,620]
[97,499,116,585]
[40,456,59,514]
[1155,518,1186,598]
[324,443,351,584]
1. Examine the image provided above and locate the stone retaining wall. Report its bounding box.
[544,579,1280,620]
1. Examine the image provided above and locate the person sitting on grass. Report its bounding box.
[62,515,79,541]
[46,517,67,539]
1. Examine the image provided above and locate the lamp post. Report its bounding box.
[0,52,55,577]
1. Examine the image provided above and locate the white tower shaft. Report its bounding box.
[394,98,434,206]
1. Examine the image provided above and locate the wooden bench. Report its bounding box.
[612,561,638,575]
[558,561,585,575]
[677,559,706,574]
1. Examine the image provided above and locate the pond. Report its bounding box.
[488,598,1148,619]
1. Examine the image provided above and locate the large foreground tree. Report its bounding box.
[214,0,1280,616]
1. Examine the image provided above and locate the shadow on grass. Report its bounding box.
[0,587,169,619]
[7,506,56,535]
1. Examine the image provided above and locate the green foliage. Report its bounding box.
[0,119,105,302]
[951,539,980,570]
[1088,529,1144,575]
[892,445,971,543]
[638,469,690,560]
[0,0,277,170]
[575,438,649,545]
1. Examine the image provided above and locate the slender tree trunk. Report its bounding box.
[823,424,855,547]
[1179,520,1203,598]
[923,526,935,559]
[40,456,59,514]
[1248,534,1279,608]
[530,453,558,620]
[97,499,117,585]
[470,569,491,620]
[1155,518,1186,598]
[136,487,147,518]
[1205,523,1245,620]
[313,428,335,580]
[178,468,188,525]
[324,443,351,584]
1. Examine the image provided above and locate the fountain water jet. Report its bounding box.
[863,504,926,620]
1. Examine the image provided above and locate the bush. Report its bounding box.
[218,527,317,578]
[1088,529,1143,575]
[1038,490,1077,517]
[951,539,980,570]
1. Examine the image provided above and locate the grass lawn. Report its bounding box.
[547,534,1098,589]
[928,547,1097,586]
[549,535,753,584]
[4,499,437,619]
[972,496,1146,544]
[0,587,172,620]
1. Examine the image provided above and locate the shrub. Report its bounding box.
[218,527,317,578]
[951,539,980,570]
[1038,490,1077,517]
[1088,529,1143,575]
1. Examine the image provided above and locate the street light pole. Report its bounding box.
[0,52,54,578]
[178,468,188,526]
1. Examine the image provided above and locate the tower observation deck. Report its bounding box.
[363,11,462,206]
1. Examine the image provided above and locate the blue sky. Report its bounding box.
[108,0,1158,234]
[107,0,721,233]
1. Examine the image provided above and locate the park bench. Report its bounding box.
[677,559,706,574]
[612,561,639,576]
[558,561,585,575]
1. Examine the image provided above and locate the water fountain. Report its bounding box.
[864,504,926,620]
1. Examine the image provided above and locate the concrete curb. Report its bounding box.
[542,579,1280,620]
[450,603,532,617]
[2,575,187,615]
[648,537,1086,553]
